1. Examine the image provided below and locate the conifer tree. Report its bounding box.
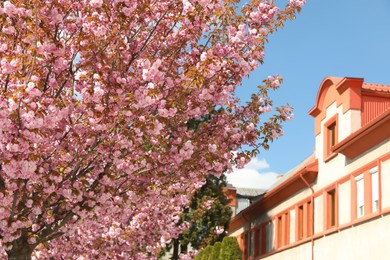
[163,174,232,259]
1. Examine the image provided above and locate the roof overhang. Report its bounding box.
[229,159,318,233]
[332,109,390,159]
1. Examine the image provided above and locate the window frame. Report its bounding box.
[260,224,267,255]
[242,232,249,260]
[351,166,380,220]
[253,227,261,257]
[355,174,365,218]
[325,187,338,230]
[275,211,290,249]
[324,115,338,162]
[265,220,274,253]
[371,167,379,213]
[296,200,313,241]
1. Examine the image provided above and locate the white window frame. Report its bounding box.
[355,174,364,218]
[265,221,274,253]
[370,167,379,212]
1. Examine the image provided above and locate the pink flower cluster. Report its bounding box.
[214,226,225,235]
[290,0,306,7]
[0,0,303,257]
[249,2,279,25]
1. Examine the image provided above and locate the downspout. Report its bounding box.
[300,172,315,260]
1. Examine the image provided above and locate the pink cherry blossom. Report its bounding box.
[290,0,306,7]
[3,1,17,17]
[89,0,103,8]
[0,0,303,258]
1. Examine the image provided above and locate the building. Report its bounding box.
[228,77,390,260]
[225,184,266,217]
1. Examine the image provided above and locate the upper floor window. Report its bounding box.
[265,221,274,253]
[328,122,337,147]
[324,115,338,161]
[371,167,379,212]
[242,232,249,259]
[297,200,312,240]
[276,212,290,249]
[248,231,254,258]
[353,166,380,220]
[355,174,365,218]
[259,225,267,255]
[253,227,260,257]
[326,188,337,229]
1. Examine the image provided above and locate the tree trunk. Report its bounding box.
[171,239,179,260]
[6,236,35,260]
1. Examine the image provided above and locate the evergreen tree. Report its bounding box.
[164,174,233,259]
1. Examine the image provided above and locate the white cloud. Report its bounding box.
[225,157,280,190]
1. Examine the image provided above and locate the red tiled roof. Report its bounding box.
[362,83,390,93]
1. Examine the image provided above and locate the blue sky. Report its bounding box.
[226,0,390,189]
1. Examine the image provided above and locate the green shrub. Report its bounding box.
[194,249,204,260]
[201,245,213,260]
[219,236,242,260]
[210,242,222,259]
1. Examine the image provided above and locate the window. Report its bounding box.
[353,167,380,220]
[277,216,283,248]
[265,221,274,253]
[276,212,289,248]
[328,122,337,148]
[242,233,248,259]
[355,175,365,218]
[254,228,260,257]
[326,189,337,228]
[324,115,338,160]
[297,205,304,239]
[371,167,379,212]
[297,201,312,240]
[249,230,255,258]
[260,225,267,255]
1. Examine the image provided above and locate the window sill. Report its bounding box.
[322,226,338,236]
[351,211,381,225]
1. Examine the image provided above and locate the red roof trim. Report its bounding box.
[308,77,342,117]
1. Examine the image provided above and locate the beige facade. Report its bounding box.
[228,77,390,260]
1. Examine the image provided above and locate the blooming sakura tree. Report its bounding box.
[0,0,303,259]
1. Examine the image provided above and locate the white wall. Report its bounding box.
[381,158,390,209]
[314,215,390,260]
[263,242,312,260]
[314,195,324,234]
[338,181,351,225]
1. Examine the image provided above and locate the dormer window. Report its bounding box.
[328,122,336,148]
[324,115,338,161]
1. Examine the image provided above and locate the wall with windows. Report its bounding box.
[235,151,390,260]
[228,77,390,260]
